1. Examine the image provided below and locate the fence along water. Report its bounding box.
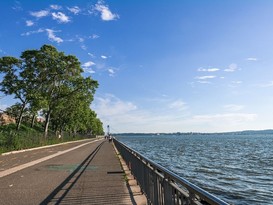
[114,139,230,205]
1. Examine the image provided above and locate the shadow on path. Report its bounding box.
[40,141,105,205]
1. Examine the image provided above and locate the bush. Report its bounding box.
[0,123,91,154]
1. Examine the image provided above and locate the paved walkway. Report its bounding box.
[39,140,134,205]
[0,139,98,171]
[0,139,145,204]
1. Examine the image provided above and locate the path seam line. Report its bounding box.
[0,139,102,178]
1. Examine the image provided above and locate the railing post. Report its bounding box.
[163,175,173,205]
[188,190,195,205]
[153,168,159,205]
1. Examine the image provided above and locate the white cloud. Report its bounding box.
[184,112,258,132]
[50,5,62,10]
[30,10,49,18]
[92,93,260,133]
[95,96,173,133]
[82,61,96,68]
[224,63,238,72]
[232,81,242,84]
[12,1,23,11]
[93,94,137,117]
[26,20,34,27]
[67,6,81,15]
[45,29,63,43]
[52,12,70,23]
[256,81,273,88]
[168,100,187,111]
[228,81,242,88]
[224,104,244,112]
[89,34,100,39]
[22,28,63,44]
[21,28,44,36]
[94,0,119,21]
[198,68,220,72]
[192,113,257,124]
[101,55,107,59]
[246,57,258,61]
[88,53,95,58]
[197,81,212,84]
[77,37,84,42]
[67,38,75,42]
[92,94,189,133]
[108,68,115,76]
[195,75,216,80]
[92,94,150,132]
[233,80,242,85]
[82,61,96,73]
[81,45,87,50]
[84,68,95,74]
[68,35,87,44]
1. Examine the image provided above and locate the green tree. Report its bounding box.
[21,45,99,136]
[0,44,103,137]
[50,82,98,136]
[5,103,22,122]
[0,57,35,130]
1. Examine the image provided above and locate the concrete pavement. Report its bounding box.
[0,139,145,204]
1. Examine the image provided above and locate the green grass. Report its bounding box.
[0,123,94,154]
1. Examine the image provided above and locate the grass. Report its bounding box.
[0,123,94,154]
[123,173,129,182]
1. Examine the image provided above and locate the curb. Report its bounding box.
[0,139,102,178]
[112,142,148,205]
[1,138,99,156]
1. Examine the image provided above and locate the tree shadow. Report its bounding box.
[40,141,105,205]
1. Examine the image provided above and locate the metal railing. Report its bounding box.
[114,139,230,205]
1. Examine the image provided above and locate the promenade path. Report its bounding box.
[0,139,141,205]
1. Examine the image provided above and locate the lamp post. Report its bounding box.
[107,125,110,136]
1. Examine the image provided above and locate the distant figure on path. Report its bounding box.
[108,135,112,142]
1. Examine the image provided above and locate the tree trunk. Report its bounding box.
[44,109,52,137]
[16,102,26,130]
[73,129,77,138]
[31,114,36,128]
[59,128,63,140]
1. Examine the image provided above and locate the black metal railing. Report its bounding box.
[114,139,230,205]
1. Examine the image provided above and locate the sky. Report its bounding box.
[1,1,273,133]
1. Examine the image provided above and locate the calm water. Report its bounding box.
[116,133,273,205]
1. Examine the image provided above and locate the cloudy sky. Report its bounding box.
[1,0,273,133]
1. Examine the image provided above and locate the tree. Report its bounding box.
[0,44,103,137]
[5,103,22,122]
[31,45,98,136]
[0,57,35,130]
[49,83,99,136]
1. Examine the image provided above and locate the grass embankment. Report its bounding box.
[0,124,94,154]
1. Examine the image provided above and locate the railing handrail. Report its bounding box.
[114,138,230,205]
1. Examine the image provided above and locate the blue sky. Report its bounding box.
[1,1,273,133]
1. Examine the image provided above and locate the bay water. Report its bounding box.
[116,132,273,205]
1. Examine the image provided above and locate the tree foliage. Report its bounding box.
[0,45,104,136]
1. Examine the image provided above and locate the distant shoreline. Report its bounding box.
[114,129,273,136]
